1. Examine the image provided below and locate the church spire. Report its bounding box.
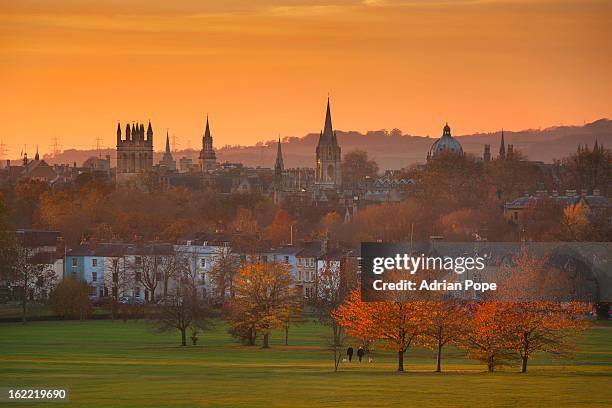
[323,96,333,138]
[204,115,211,140]
[499,129,506,159]
[275,136,284,174]
[35,145,39,161]
[117,122,122,144]
[165,131,171,155]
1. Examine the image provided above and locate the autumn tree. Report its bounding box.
[341,149,379,190]
[505,301,588,373]
[51,277,92,320]
[266,209,293,246]
[560,202,591,241]
[463,302,517,372]
[335,290,424,372]
[420,299,469,372]
[228,262,296,348]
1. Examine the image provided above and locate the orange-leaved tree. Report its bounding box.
[420,299,469,372]
[334,290,424,372]
[229,261,296,348]
[463,302,517,372]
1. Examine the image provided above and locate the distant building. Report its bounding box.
[199,116,217,172]
[116,121,154,183]
[159,131,176,172]
[315,98,342,190]
[427,123,464,160]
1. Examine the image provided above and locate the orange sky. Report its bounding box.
[1,0,611,157]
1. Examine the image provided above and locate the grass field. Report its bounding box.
[0,319,611,407]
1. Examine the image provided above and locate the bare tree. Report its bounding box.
[312,257,355,371]
[152,290,212,346]
[10,244,57,323]
[208,246,241,304]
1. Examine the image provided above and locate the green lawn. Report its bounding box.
[0,319,610,407]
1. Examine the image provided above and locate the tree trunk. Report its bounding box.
[488,357,494,372]
[436,341,442,373]
[181,328,187,346]
[263,332,270,348]
[285,325,289,346]
[21,292,27,324]
[334,347,339,372]
[398,350,404,372]
[521,335,529,373]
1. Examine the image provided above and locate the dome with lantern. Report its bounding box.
[427,123,464,160]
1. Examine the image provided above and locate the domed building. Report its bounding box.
[427,123,464,160]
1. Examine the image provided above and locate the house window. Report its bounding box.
[200,258,206,268]
[298,271,302,281]
[92,258,97,267]
[92,272,97,282]
[135,287,141,297]
[284,256,290,263]
[262,255,268,263]
[89,286,97,296]
[72,258,77,267]
[135,256,142,266]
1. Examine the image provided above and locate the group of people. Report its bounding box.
[346,346,365,363]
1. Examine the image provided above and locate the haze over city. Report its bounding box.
[1,0,611,156]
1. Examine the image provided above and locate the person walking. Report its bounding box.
[347,347,354,362]
[357,346,365,363]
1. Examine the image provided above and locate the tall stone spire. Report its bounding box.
[165,131,171,155]
[200,115,217,171]
[35,145,39,161]
[315,96,342,187]
[117,122,122,145]
[275,137,284,174]
[323,96,333,139]
[499,129,506,160]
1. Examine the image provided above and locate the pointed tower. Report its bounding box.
[146,121,153,145]
[274,137,284,186]
[160,130,176,171]
[34,145,40,161]
[199,115,217,172]
[117,122,122,145]
[315,97,342,188]
[499,129,506,160]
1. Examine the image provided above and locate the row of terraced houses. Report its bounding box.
[1,229,358,303]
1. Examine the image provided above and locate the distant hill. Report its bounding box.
[40,119,612,171]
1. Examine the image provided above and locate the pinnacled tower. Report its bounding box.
[199,116,217,172]
[116,120,154,183]
[499,129,506,160]
[315,97,341,188]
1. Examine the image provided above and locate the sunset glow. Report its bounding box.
[1,0,611,155]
